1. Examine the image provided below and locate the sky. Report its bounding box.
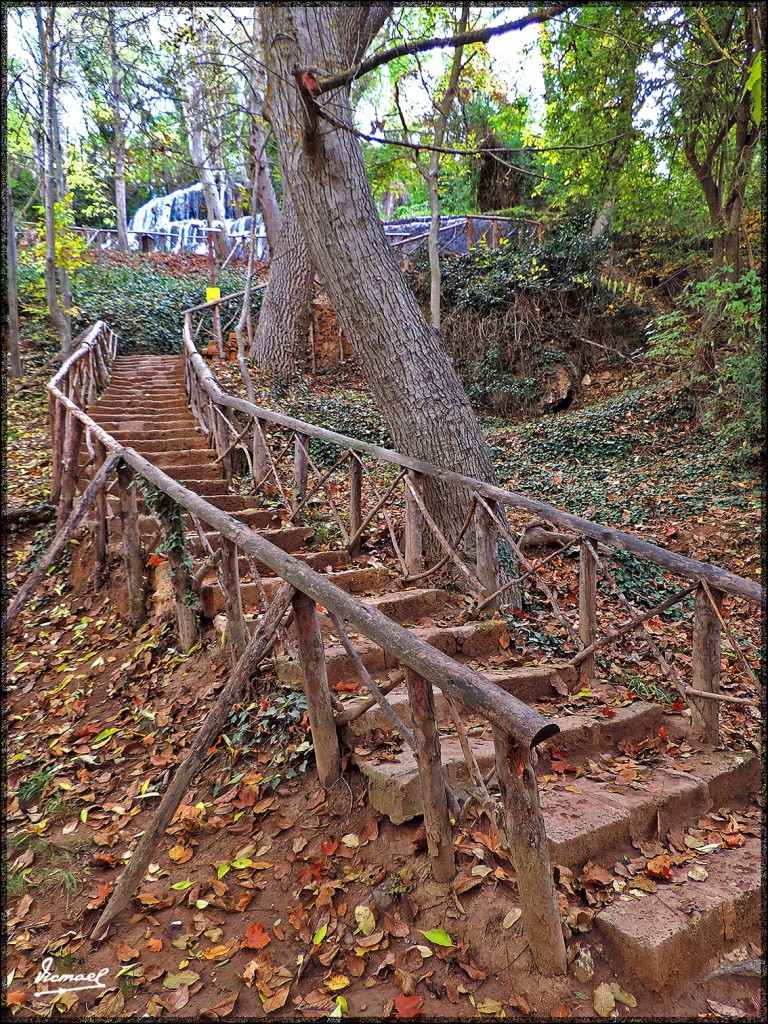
[7,5,546,147]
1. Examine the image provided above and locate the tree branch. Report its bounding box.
[313,3,573,95]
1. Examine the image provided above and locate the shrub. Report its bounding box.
[69,256,247,354]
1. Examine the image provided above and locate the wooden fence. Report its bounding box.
[46,320,572,974]
[184,294,763,757]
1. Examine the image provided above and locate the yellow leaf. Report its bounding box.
[354,905,376,936]
[325,974,350,992]
[593,983,615,1017]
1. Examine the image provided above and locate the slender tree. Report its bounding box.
[34,5,71,356]
[6,184,24,376]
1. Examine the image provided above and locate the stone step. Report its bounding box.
[83,456,221,482]
[205,562,385,618]
[91,417,200,433]
[354,736,760,856]
[190,525,313,557]
[275,618,507,687]
[105,500,278,534]
[594,836,761,990]
[94,403,190,416]
[319,588,448,630]
[478,665,577,704]
[108,429,208,444]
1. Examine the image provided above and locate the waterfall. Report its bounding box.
[128,183,266,256]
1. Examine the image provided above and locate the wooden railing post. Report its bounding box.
[467,216,473,250]
[219,536,247,663]
[292,591,341,789]
[116,464,146,627]
[692,583,723,745]
[475,497,499,615]
[293,433,309,518]
[493,727,567,976]
[404,470,424,577]
[162,530,198,654]
[94,440,109,582]
[578,538,598,683]
[50,398,65,506]
[251,418,271,484]
[348,453,363,557]
[491,220,500,249]
[405,668,456,882]
[58,413,84,526]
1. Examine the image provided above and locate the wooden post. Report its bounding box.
[475,498,499,615]
[58,413,84,526]
[692,583,723,745]
[292,591,341,789]
[405,668,456,882]
[349,453,363,557]
[207,234,224,358]
[220,536,247,663]
[164,537,198,654]
[293,433,309,517]
[467,216,473,250]
[252,418,270,483]
[93,440,109,582]
[404,470,424,577]
[50,399,66,505]
[491,220,500,249]
[493,727,567,976]
[578,538,598,683]
[116,464,146,627]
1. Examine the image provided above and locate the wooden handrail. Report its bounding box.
[46,371,558,751]
[181,323,763,606]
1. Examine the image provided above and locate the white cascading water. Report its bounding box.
[128,183,266,256]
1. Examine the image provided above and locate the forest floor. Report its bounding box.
[3,334,763,1020]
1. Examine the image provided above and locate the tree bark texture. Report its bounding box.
[252,192,314,376]
[259,5,503,559]
[35,5,71,356]
[247,9,281,255]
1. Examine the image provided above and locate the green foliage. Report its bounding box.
[69,256,245,354]
[283,390,390,467]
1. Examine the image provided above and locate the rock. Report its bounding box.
[572,945,594,983]
[542,364,574,410]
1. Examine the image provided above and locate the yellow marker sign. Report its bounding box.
[206,287,221,303]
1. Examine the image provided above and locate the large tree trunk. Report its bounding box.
[6,185,24,376]
[35,5,71,357]
[252,192,314,374]
[107,9,129,251]
[259,6,504,562]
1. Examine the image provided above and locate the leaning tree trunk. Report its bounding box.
[252,192,314,376]
[259,5,509,568]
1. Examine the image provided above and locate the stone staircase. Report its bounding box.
[84,354,762,990]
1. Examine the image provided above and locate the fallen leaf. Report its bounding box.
[164,969,200,989]
[242,922,270,949]
[420,928,452,946]
[395,991,424,1018]
[116,940,140,962]
[593,983,615,1017]
[608,983,637,1008]
[500,908,521,930]
[262,985,290,1013]
[355,905,376,936]
[477,998,505,1014]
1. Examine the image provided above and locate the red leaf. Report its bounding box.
[395,992,424,1018]
[146,553,165,568]
[600,707,617,718]
[86,880,112,908]
[232,787,256,809]
[242,923,270,950]
[301,72,320,98]
[321,836,338,856]
[332,681,359,692]
[658,726,669,741]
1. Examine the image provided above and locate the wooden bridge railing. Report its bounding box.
[45,322,569,974]
[183,299,763,752]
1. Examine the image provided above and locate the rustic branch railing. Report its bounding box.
[46,320,572,974]
[182,301,763,751]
